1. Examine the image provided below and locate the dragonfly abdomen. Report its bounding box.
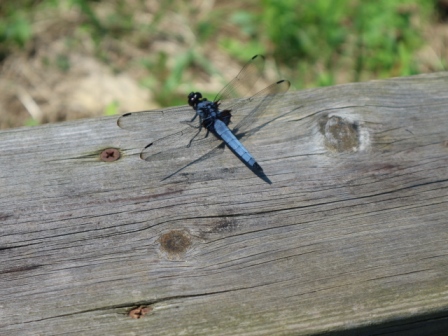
[214,119,262,171]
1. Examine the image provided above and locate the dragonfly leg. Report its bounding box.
[180,112,201,129]
[187,125,203,148]
[181,120,201,129]
[190,113,198,122]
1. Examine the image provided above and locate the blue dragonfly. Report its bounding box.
[117,55,290,181]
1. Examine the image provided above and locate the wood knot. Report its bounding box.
[159,230,191,259]
[319,115,360,152]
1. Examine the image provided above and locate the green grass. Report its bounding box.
[0,0,439,113]
[254,0,434,86]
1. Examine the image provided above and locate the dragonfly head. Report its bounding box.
[188,92,206,108]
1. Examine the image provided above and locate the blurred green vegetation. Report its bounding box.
[0,1,33,61]
[0,0,441,112]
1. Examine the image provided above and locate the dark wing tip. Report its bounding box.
[277,79,291,88]
[252,54,265,60]
[139,144,153,161]
[117,112,133,127]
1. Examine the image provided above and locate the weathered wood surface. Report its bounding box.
[1,72,448,336]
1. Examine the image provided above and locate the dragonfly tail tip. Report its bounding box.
[253,163,263,172]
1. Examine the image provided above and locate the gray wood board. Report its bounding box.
[1,72,448,335]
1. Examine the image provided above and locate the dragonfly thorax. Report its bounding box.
[196,100,219,122]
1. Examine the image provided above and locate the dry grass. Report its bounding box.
[0,0,446,129]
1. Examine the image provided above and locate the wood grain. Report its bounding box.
[1,72,447,335]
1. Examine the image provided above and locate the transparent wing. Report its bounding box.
[117,105,194,133]
[139,127,225,178]
[139,125,222,161]
[229,79,291,139]
[118,105,224,167]
[213,55,265,109]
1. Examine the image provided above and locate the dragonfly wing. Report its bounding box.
[117,105,195,133]
[214,55,265,109]
[118,106,226,180]
[139,123,225,179]
[231,79,291,138]
[118,105,212,155]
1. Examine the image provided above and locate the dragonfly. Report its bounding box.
[117,55,290,181]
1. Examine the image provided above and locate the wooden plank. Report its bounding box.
[0,72,448,335]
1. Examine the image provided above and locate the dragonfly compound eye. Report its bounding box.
[188,92,202,107]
